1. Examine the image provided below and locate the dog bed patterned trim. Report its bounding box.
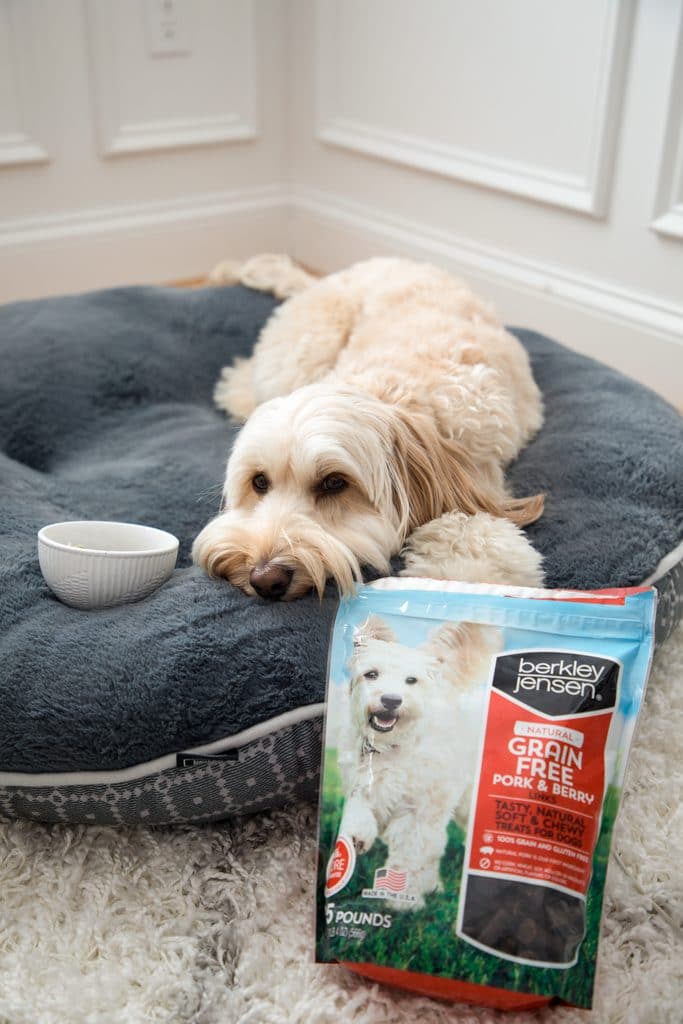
[0,705,325,825]
[648,549,683,645]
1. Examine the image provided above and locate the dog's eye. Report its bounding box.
[318,474,348,495]
[252,473,270,494]
[405,676,418,685]
[364,669,379,680]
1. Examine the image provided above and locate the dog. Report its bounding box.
[336,613,500,908]
[193,255,545,599]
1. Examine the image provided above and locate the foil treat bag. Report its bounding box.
[315,580,657,1011]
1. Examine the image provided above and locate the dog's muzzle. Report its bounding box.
[369,693,402,733]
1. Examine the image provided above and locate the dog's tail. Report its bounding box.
[209,253,317,299]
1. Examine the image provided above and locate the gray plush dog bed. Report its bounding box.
[0,284,681,825]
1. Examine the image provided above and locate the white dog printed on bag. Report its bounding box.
[337,614,501,908]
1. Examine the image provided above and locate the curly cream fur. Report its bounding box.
[195,256,545,599]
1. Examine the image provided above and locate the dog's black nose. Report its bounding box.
[380,693,403,711]
[249,563,293,600]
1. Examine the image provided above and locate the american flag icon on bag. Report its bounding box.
[374,867,408,893]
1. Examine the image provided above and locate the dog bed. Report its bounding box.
[0,283,681,825]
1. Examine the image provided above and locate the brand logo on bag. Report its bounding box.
[492,650,620,717]
[324,834,356,898]
[514,657,604,696]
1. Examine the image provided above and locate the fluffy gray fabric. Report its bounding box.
[0,285,681,776]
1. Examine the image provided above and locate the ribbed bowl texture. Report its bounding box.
[38,521,179,610]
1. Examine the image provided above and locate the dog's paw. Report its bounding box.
[402,510,544,588]
[341,799,378,854]
[349,826,377,855]
[208,259,244,285]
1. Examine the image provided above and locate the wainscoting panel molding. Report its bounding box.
[85,0,258,156]
[0,1,50,166]
[652,15,683,240]
[316,0,634,216]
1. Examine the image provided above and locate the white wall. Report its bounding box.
[1,0,682,405]
[0,0,288,299]
[288,0,683,406]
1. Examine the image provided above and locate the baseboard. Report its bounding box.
[0,186,289,303]
[288,186,683,407]
[3,181,681,405]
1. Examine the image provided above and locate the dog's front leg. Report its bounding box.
[401,510,543,588]
[382,811,451,909]
[339,793,378,855]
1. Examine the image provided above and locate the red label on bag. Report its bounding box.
[466,690,612,893]
[458,649,621,965]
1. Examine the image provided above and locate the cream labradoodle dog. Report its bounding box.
[337,613,500,907]
[193,255,544,599]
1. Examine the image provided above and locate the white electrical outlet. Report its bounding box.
[143,0,191,57]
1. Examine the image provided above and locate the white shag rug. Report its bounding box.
[1,623,681,1024]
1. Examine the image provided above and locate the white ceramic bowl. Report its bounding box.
[38,521,179,610]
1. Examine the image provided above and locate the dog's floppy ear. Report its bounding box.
[388,406,544,533]
[424,621,501,691]
[353,614,397,647]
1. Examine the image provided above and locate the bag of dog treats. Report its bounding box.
[315,579,657,1011]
